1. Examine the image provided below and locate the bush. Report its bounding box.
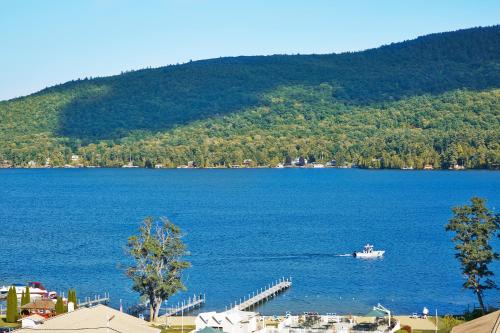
[395,325,412,333]
[440,315,463,333]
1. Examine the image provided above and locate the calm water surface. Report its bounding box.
[0,169,499,315]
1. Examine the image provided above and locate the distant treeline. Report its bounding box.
[1,87,498,169]
[0,26,499,168]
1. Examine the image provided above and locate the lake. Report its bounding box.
[0,169,499,315]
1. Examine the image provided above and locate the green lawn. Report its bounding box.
[409,316,464,333]
[0,316,21,329]
[159,325,196,333]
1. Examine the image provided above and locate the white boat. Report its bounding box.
[122,161,139,168]
[353,244,385,258]
[0,282,57,300]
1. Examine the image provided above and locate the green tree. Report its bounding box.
[22,286,30,306]
[440,315,463,333]
[67,289,77,309]
[55,296,65,315]
[6,286,17,323]
[446,197,500,313]
[126,216,190,322]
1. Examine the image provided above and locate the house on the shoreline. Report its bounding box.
[20,299,56,317]
[14,304,160,333]
[195,308,262,333]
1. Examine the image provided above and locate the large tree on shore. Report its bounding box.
[446,197,499,313]
[126,217,190,322]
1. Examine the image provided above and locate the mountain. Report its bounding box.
[0,26,499,169]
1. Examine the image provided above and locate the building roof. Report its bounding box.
[450,310,500,333]
[14,304,160,333]
[18,314,46,323]
[224,308,258,324]
[197,308,259,327]
[21,299,55,310]
[197,327,225,333]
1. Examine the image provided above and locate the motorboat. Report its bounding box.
[353,244,385,258]
[0,282,57,300]
[0,283,24,299]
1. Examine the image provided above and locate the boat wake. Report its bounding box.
[334,254,353,257]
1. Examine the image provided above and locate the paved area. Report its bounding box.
[395,316,437,331]
[158,315,196,326]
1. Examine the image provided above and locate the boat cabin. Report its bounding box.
[28,281,46,290]
[363,244,374,253]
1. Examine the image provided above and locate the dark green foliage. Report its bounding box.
[446,197,500,313]
[6,286,17,323]
[126,217,190,322]
[0,26,499,167]
[439,315,464,333]
[76,87,499,169]
[21,286,30,306]
[67,289,77,309]
[55,296,65,315]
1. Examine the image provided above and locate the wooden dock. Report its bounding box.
[77,292,110,307]
[231,277,292,311]
[162,294,206,317]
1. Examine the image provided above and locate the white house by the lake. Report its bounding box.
[195,308,262,333]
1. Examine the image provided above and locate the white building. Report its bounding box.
[18,314,46,328]
[195,308,262,333]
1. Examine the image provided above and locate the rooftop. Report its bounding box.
[21,299,55,310]
[451,310,500,333]
[14,304,160,333]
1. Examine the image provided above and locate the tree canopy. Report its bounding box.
[446,197,499,313]
[126,217,190,322]
[0,26,499,168]
[6,286,18,323]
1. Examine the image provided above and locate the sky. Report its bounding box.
[0,0,499,101]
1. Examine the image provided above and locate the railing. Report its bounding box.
[162,294,206,317]
[227,277,292,311]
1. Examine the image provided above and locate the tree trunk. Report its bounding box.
[153,301,161,322]
[476,289,486,314]
[149,303,155,322]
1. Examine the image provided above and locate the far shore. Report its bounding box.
[1,165,497,171]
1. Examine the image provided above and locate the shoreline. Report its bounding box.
[0,166,498,171]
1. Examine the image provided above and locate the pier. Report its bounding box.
[162,294,206,317]
[230,277,292,311]
[77,292,110,307]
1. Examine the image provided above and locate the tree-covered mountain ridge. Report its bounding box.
[0,26,499,169]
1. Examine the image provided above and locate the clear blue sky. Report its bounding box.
[0,0,498,101]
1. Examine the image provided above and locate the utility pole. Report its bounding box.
[435,309,438,333]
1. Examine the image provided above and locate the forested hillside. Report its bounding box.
[0,26,499,168]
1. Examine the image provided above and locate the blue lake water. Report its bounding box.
[0,169,499,315]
